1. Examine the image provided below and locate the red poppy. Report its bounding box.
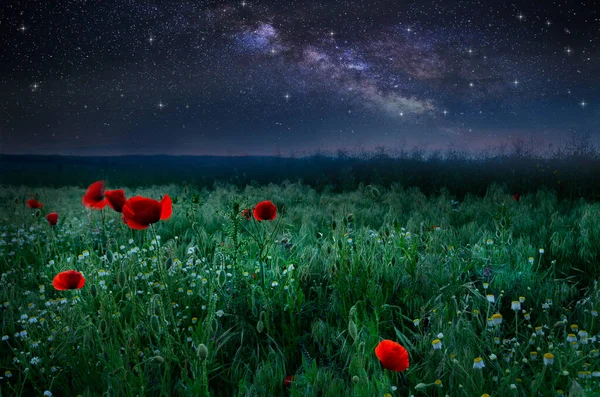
[253,200,277,221]
[46,212,58,226]
[375,340,409,372]
[105,189,126,213]
[82,181,107,209]
[122,195,172,230]
[27,199,43,209]
[52,270,86,290]
[283,375,294,387]
[241,208,252,220]
[512,194,521,202]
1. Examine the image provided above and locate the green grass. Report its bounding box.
[1,182,600,396]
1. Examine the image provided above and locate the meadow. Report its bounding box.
[1,181,600,396]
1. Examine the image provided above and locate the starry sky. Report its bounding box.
[1,0,598,156]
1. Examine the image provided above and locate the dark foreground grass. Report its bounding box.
[1,182,600,396]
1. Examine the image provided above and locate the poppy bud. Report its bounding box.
[337,240,343,250]
[14,197,19,204]
[35,210,41,217]
[99,320,108,334]
[332,221,337,230]
[352,375,359,384]
[164,257,172,268]
[347,214,353,222]
[251,305,258,317]
[152,356,164,364]
[106,250,114,263]
[89,284,98,298]
[257,320,264,333]
[117,271,127,288]
[197,344,208,360]
[218,270,227,286]
[151,316,161,334]
[348,320,358,341]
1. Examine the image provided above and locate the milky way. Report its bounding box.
[1,0,598,156]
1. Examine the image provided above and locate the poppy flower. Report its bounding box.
[241,208,252,220]
[104,189,126,213]
[52,270,86,290]
[122,195,172,230]
[375,340,409,372]
[512,194,521,202]
[283,375,294,387]
[253,200,277,221]
[46,212,58,226]
[82,181,107,209]
[27,199,43,209]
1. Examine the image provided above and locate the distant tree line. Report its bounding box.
[1,129,599,200]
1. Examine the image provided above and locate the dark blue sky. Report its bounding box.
[1,0,598,156]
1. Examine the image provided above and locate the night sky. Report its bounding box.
[1,0,598,156]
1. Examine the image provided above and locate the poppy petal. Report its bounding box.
[82,181,107,209]
[105,189,127,212]
[160,195,172,220]
[375,340,409,372]
[52,270,85,291]
[46,212,59,226]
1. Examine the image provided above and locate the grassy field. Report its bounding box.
[1,182,600,396]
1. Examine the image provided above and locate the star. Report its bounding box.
[513,80,519,86]
[19,25,27,33]
[157,102,165,109]
[566,47,572,55]
[149,36,155,44]
[546,20,552,26]
[284,93,290,101]
[443,110,448,116]
[517,13,525,21]
[469,82,474,87]
[580,100,587,108]
[31,83,39,91]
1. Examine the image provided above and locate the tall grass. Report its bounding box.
[1,182,599,396]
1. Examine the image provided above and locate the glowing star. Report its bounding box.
[580,101,587,108]
[148,36,155,43]
[19,25,27,33]
[513,80,519,86]
[546,20,552,26]
[31,83,39,91]
[284,93,290,101]
[517,13,525,21]
[443,110,448,116]
[566,47,572,55]
[157,102,165,109]
[469,82,474,87]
